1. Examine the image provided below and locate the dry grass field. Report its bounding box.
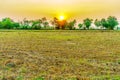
[0,30,120,80]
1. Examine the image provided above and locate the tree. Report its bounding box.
[107,16,118,30]
[78,23,83,29]
[50,20,55,29]
[101,18,109,29]
[0,21,3,29]
[94,19,101,27]
[67,19,76,30]
[57,20,67,29]
[41,17,47,23]
[13,22,20,29]
[94,19,102,29]
[52,17,67,30]
[83,18,93,29]
[21,18,30,29]
[1,18,15,29]
[53,17,59,29]
[31,20,42,30]
[43,21,49,29]
[41,17,47,29]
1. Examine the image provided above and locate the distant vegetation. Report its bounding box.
[0,16,119,30]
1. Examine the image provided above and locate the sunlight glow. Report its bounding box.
[59,16,65,21]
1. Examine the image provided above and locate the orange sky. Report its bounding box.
[0,0,120,21]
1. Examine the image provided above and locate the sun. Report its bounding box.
[59,15,65,21]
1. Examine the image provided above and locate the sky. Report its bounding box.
[0,0,120,21]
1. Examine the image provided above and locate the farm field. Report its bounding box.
[0,30,120,80]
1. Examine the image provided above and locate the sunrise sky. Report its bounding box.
[0,0,120,21]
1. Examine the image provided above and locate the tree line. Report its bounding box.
[0,16,119,30]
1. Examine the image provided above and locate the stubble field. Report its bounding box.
[0,30,120,80]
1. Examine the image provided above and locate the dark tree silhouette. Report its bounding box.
[43,21,49,29]
[52,17,67,29]
[41,17,49,29]
[53,17,59,29]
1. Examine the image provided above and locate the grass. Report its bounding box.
[0,30,120,80]
[92,75,120,80]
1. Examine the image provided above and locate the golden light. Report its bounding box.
[59,15,65,21]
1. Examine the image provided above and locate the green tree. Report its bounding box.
[101,18,109,29]
[94,19,101,28]
[13,22,20,29]
[0,21,2,29]
[1,18,14,29]
[67,19,76,30]
[107,16,118,30]
[83,18,93,29]
[31,20,42,30]
[78,23,83,29]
